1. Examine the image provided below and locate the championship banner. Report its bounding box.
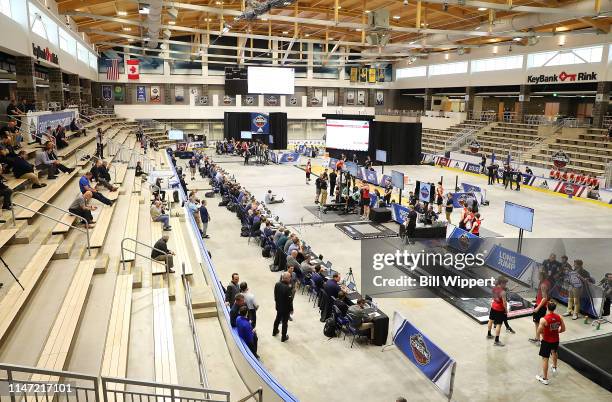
[278,152,300,164]
[377,67,385,82]
[554,181,585,197]
[359,67,368,82]
[136,85,146,102]
[350,67,358,82]
[375,91,384,106]
[464,163,481,174]
[392,312,456,401]
[102,85,112,101]
[368,68,377,83]
[436,157,450,167]
[175,86,185,102]
[150,86,161,103]
[113,85,124,101]
[251,113,269,134]
[484,244,536,283]
[419,183,433,203]
[391,203,411,225]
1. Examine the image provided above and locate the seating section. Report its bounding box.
[122,195,140,262]
[422,119,490,154]
[51,213,78,235]
[463,121,541,157]
[152,288,179,387]
[89,203,117,248]
[100,274,133,383]
[0,244,58,343]
[0,228,18,249]
[14,170,79,221]
[525,128,611,175]
[151,222,165,275]
[170,217,193,276]
[30,259,95,381]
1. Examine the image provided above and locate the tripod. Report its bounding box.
[0,254,24,291]
[344,267,356,286]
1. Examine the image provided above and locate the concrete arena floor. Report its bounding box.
[195,152,611,402]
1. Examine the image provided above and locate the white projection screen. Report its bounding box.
[325,119,370,151]
[247,67,295,94]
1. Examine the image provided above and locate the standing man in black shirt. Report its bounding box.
[273,272,293,342]
[487,164,495,185]
[329,170,337,199]
[404,207,418,245]
[514,169,522,191]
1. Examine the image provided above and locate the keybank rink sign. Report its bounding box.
[527,71,597,84]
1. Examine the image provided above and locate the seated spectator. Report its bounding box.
[348,298,375,342]
[276,229,290,249]
[69,118,86,136]
[151,234,175,273]
[0,165,13,212]
[150,200,172,231]
[225,273,240,305]
[265,189,284,204]
[11,150,46,188]
[91,160,118,191]
[68,190,96,226]
[311,265,325,288]
[286,250,300,272]
[53,124,69,149]
[79,171,113,206]
[334,291,349,316]
[287,236,302,255]
[34,143,74,179]
[135,161,146,180]
[300,254,316,276]
[230,293,246,327]
[324,273,341,299]
[236,306,258,358]
[422,205,438,225]
[0,119,22,148]
[586,186,601,200]
[525,166,534,175]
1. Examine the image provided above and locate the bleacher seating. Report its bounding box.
[170,217,193,276]
[100,273,133,383]
[14,170,79,222]
[51,213,78,235]
[525,128,611,175]
[422,119,490,154]
[150,222,165,275]
[463,121,540,157]
[0,228,18,249]
[30,259,95,381]
[89,203,117,248]
[121,195,140,262]
[0,244,59,343]
[152,288,179,387]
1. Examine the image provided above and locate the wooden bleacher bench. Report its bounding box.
[30,259,95,384]
[14,170,78,221]
[89,203,117,248]
[121,195,140,262]
[100,273,133,383]
[5,178,28,191]
[152,288,179,388]
[56,135,96,159]
[51,213,78,235]
[0,228,18,249]
[114,163,129,185]
[0,244,59,343]
[170,217,192,276]
[150,222,166,275]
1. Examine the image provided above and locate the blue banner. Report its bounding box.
[328,158,338,170]
[464,163,481,174]
[344,161,358,176]
[364,169,378,185]
[380,174,392,187]
[484,244,534,280]
[36,111,78,134]
[391,203,411,224]
[136,85,146,102]
[392,312,455,398]
[419,182,432,203]
[461,183,481,194]
[269,151,278,164]
[251,113,269,134]
[102,85,112,101]
[446,226,483,254]
[278,152,300,164]
[451,192,477,208]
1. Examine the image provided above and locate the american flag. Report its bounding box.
[106,58,119,80]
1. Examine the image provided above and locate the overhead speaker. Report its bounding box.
[366,32,390,46]
[367,9,389,29]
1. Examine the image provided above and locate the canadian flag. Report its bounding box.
[127,59,140,80]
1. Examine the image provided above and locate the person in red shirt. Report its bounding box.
[470,213,482,236]
[561,171,568,182]
[575,173,583,185]
[568,171,575,183]
[487,276,508,347]
[530,271,551,343]
[549,169,555,179]
[536,302,566,385]
[359,182,371,219]
[463,207,475,231]
[305,159,311,184]
[435,182,444,214]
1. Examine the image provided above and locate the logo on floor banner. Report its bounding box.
[552,150,570,168]
[464,163,481,174]
[251,113,269,134]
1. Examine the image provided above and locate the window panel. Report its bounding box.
[59,27,76,56]
[471,55,523,73]
[396,66,426,79]
[0,0,11,18]
[527,45,603,68]
[77,43,88,63]
[428,61,467,76]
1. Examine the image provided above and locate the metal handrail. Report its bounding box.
[11,191,91,255]
[236,388,264,402]
[120,237,169,272]
[101,376,230,401]
[443,127,477,153]
[182,263,210,389]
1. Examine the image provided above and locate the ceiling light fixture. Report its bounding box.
[478,7,487,11]
[123,27,131,31]
[168,21,175,25]
[117,11,128,16]
[282,30,289,34]
[393,15,400,20]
